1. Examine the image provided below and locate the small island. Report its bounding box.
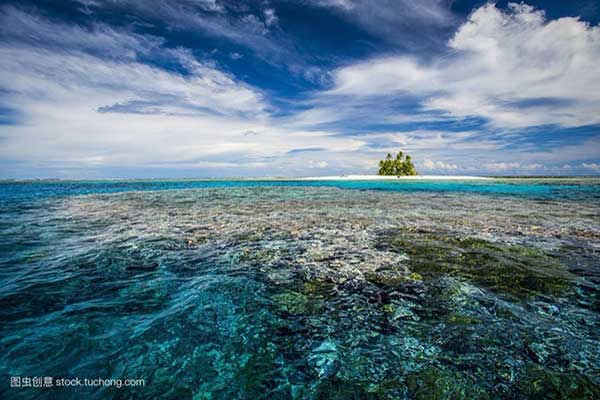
[378,151,418,176]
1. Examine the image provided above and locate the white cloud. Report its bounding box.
[521,136,600,163]
[358,130,500,152]
[329,3,600,128]
[308,160,329,168]
[422,159,458,170]
[311,0,353,10]
[582,162,600,171]
[0,7,368,177]
[307,0,455,46]
[0,6,163,60]
[1,4,598,178]
[0,45,266,117]
[562,162,600,172]
[331,57,435,96]
[482,162,544,171]
[78,0,295,64]
[264,8,278,27]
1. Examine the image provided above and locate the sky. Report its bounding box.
[0,0,599,178]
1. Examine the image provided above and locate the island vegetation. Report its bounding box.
[378,151,418,176]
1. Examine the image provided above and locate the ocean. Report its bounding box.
[1,178,599,398]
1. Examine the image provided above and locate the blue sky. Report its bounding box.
[0,0,599,178]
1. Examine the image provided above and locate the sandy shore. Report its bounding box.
[296,175,492,181]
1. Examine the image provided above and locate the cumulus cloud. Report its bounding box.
[422,159,458,171]
[264,8,278,27]
[483,162,544,171]
[308,160,329,168]
[581,162,600,171]
[330,3,600,128]
[1,3,598,178]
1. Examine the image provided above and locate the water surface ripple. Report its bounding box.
[0,179,599,399]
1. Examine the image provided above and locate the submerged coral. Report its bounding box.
[377,229,574,299]
[0,183,599,399]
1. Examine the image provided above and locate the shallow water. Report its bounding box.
[1,179,599,399]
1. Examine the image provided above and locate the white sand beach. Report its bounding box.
[296,175,492,181]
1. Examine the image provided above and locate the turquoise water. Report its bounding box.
[2,177,600,202]
[1,179,599,398]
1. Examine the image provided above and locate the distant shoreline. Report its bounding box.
[296,175,492,181]
[2,175,599,183]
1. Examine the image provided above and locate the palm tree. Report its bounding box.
[377,151,418,176]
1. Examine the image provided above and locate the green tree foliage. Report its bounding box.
[378,151,418,176]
